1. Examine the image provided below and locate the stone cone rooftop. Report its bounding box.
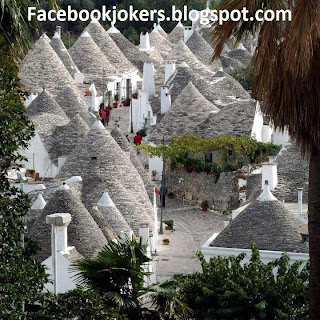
[56,121,155,234]
[195,99,257,137]
[50,32,79,76]
[110,126,151,187]
[166,40,215,79]
[19,37,79,96]
[156,24,168,38]
[227,46,252,68]
[90,206,115,240]
[26,88,69,120]
[167,22,185,43]
[273,143,309,203]
[186,30,222,71]
[149,28,172,55]
[149,82,219,143]
[108,26,155,73]
[54,85,91,124]
[146,47,164,64]
[69,31,116,76]
[85,20,135,75]
[29,185,108,262]
[211,187,307,253]
[195,71,250,106]
[48,113,90,163]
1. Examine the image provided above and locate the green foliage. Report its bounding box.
[176,244,309,320]
[200,201,209,208]
[72,237,190,319]
[0,47,50,318]
[230,66,256,91]
[139,135,280,173]
[164,219,174,229]
[33,288,126,320]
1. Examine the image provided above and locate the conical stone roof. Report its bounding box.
[186,30,222,71]
[27,88,69,120]
[19,37,78,95]
[156,23,168,38]
[167,22,185,43]
[56,121,155,233]
[97,191,132,235]
[149,26,172,55]
[48,113,90,162]
[29,185,108,262]
[107,25,155,73]
[195,100,257,138]
[110,126,151,187]
[50,32,80,76]
[149,82,219,142]
[90,206,115,240]
[54,85,91,124]
[211,187,307,253]
[84,20,135,75]
[69,31,116,76]
[166,40,216,79]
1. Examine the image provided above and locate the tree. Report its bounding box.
[72,236,190,319]
[176,244,309,320]
[211,1,320,318]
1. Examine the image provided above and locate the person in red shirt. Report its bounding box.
[104,108,111,126]
[134,132,142,154]
[99,109,106,125]
[134,132,142,145]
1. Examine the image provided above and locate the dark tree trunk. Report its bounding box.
[308,149,320,319]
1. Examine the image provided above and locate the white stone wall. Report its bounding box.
[201,233,309,266]
[272,127,290,146]
[20,132,59,178]
[251,102,264,142]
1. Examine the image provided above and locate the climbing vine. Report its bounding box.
[138,135,280,170]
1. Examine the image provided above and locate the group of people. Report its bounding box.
[99,103,111,127]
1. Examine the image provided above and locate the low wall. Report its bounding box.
[166,167,239,212]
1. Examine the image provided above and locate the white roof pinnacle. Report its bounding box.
[92,120,105,130]
[31,192,47,210]
[59,183,70,191]
[237,43,247,50]
[107,23,120,34]
[179,61,190,68]
[176,21,184,28]
[257,181,278,202]
[53,32,60,39]
[98,192,115,207]
[81,31,91,38]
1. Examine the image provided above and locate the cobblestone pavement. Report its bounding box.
[154,198,228,283]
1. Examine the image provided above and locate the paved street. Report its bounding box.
[154,198,227,283]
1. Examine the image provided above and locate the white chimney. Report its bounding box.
[184,26,193,43]
[261,163,278,191]
[142,62,155,98]
[140,31,150,50]
[119,230,133,240]
[56,26,61,37]
[298,188,303,217]
[139,223,150,246]
[46,213,72,295]
[164,60,176,83]
[160,86,171,114]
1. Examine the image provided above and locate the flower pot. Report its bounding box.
[168,196,174,199]
[201,207,208,212]
[163,242,170,245]
[113,103,119,108]
[163,239,170,245]
[26,170,36,179]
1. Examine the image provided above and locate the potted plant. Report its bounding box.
[151,170,157,181]
[144,163,149,170]
[201,200,209,212]
[26,169,36,179]
[132,92,138,99]
[113,93,119,108]
[125,97,131,106]
[167,192,175,199]
[164,220,174,231]
[163,238,170,245]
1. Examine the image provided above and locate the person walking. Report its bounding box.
[105,107,110,127]
[99,108,106,125]
[134,132,142,154]
[126,135,130,143]
[160,184,168,208]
